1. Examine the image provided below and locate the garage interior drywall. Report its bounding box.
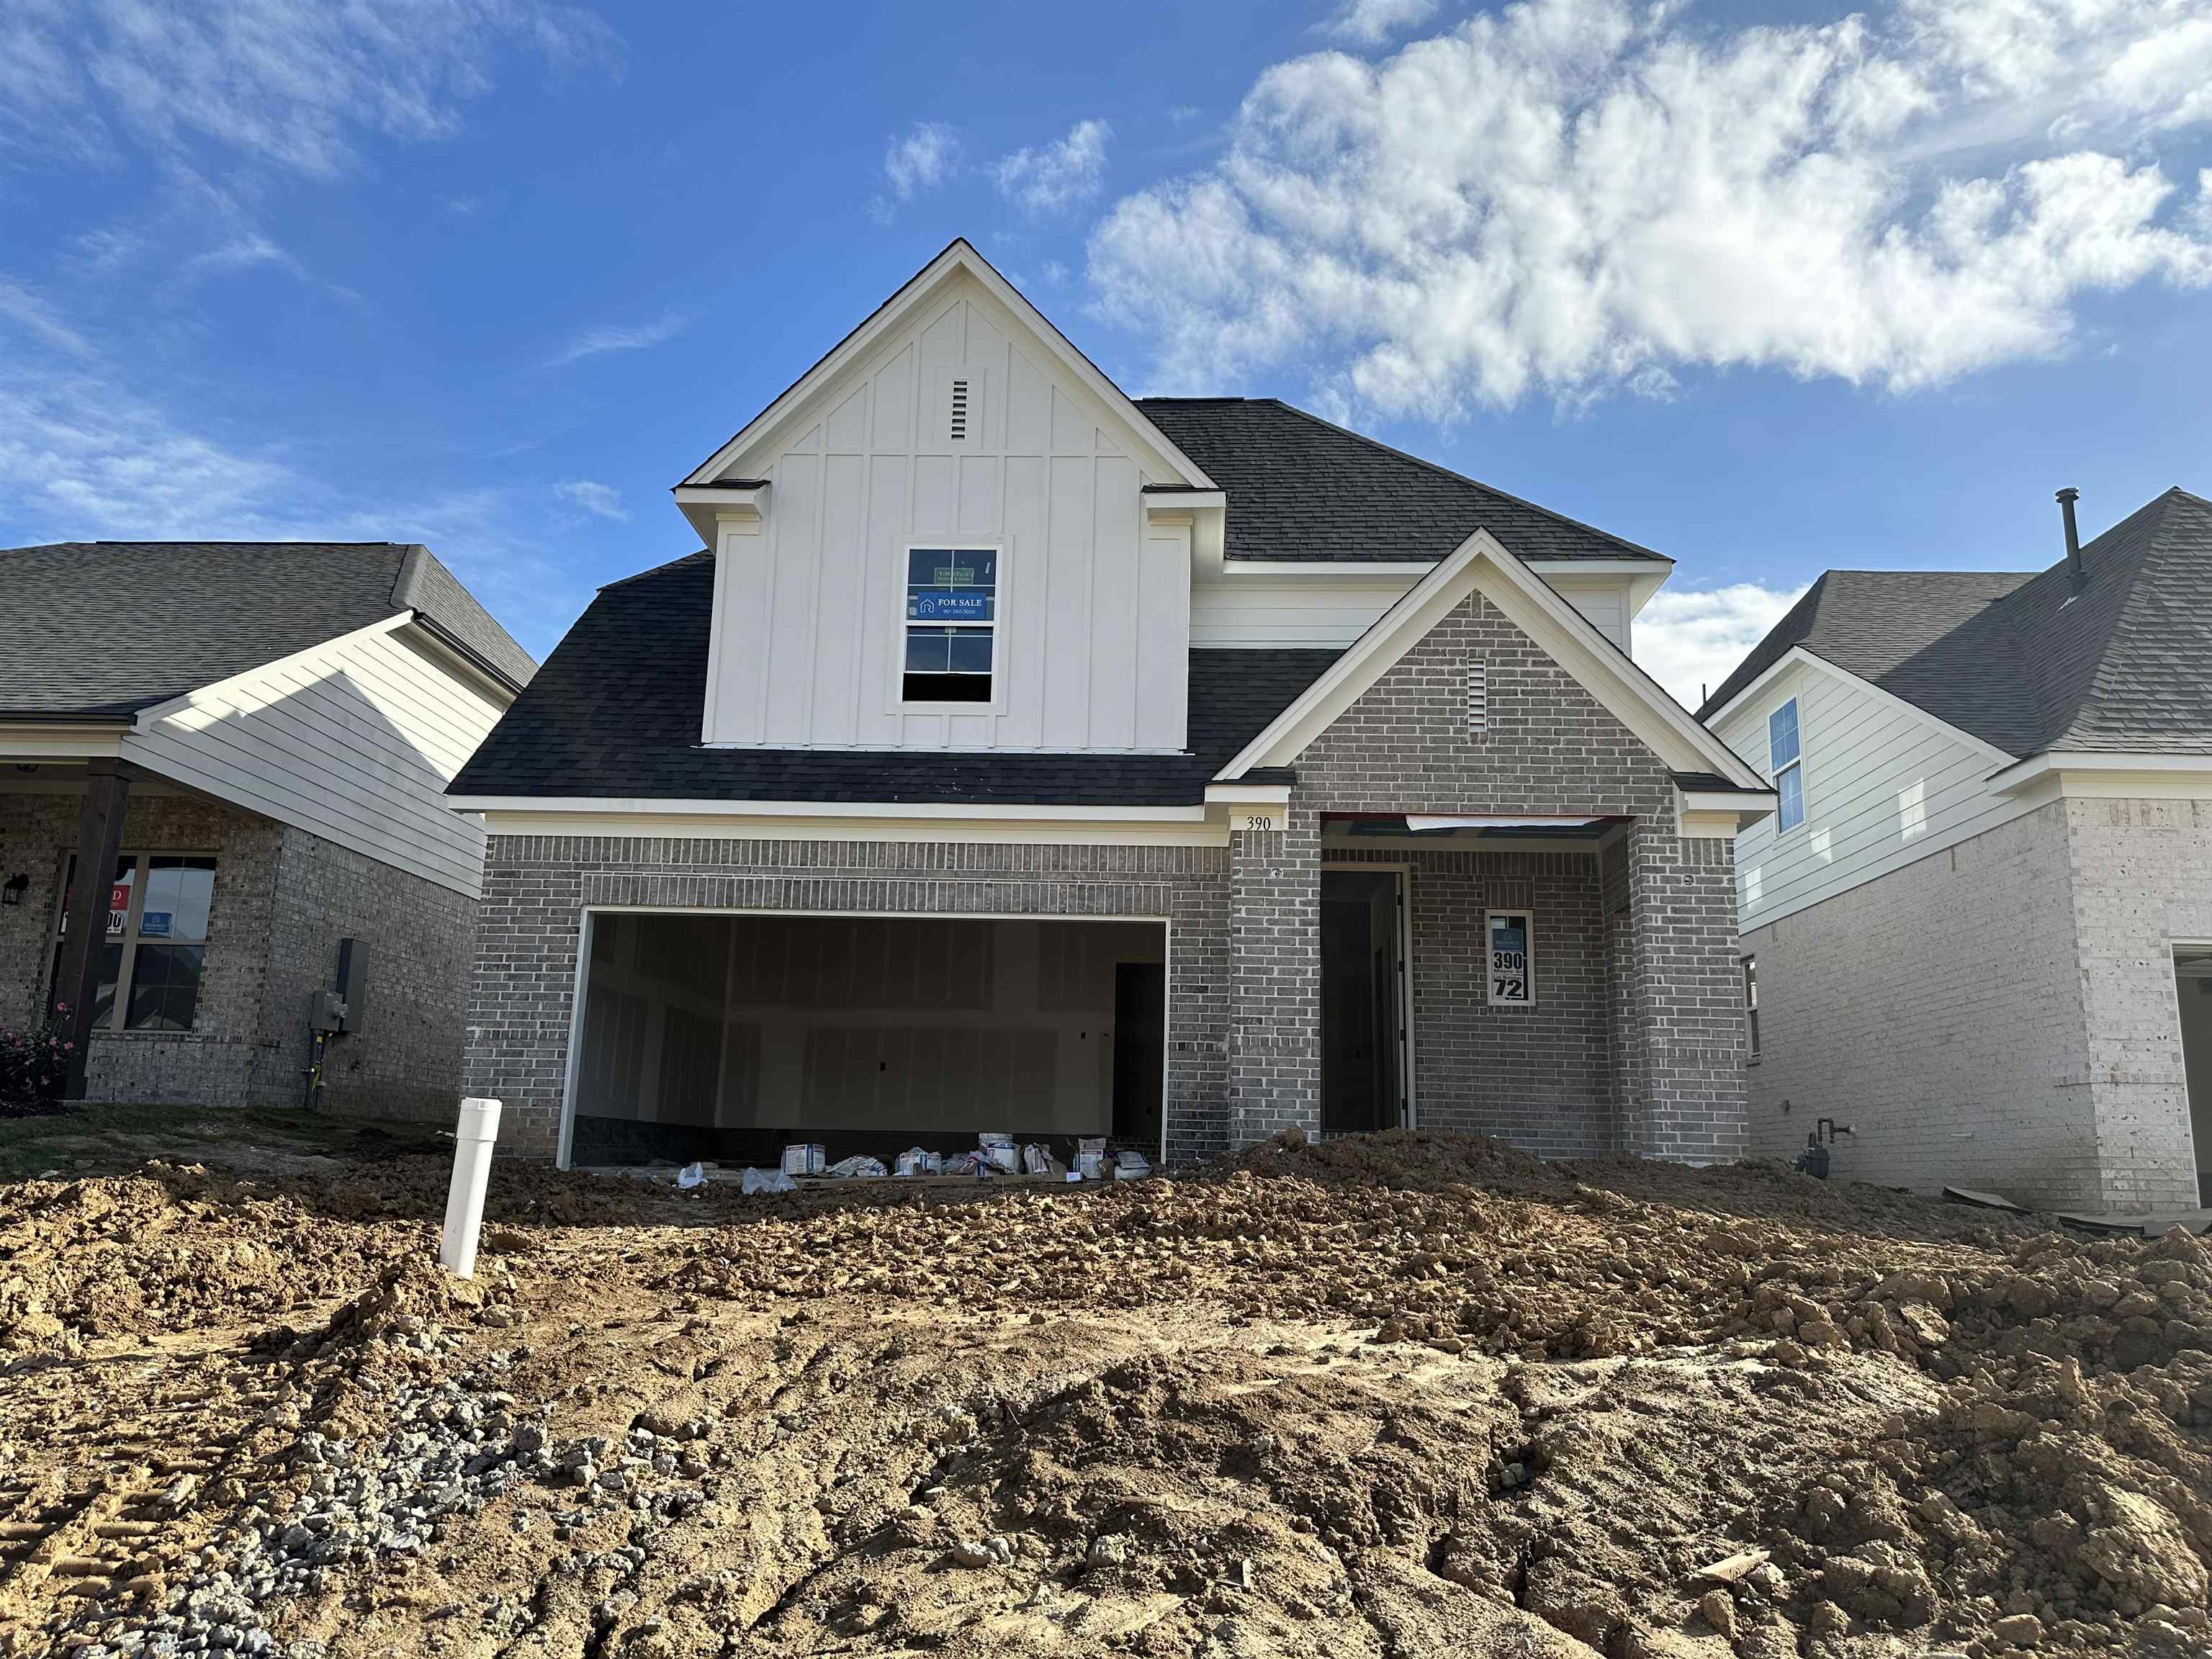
[570,912,1165,1165]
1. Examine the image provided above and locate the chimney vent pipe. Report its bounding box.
[2057,487,2085,593]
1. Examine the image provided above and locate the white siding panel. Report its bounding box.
[1719,657,2036,932]
[125,626,505,897]
[1190,577,1415,648]
[703,274,1185,752]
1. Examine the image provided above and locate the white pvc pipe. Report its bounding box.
[439,1097,503,1279]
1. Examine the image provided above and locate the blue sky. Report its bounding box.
[4,0,2211,706]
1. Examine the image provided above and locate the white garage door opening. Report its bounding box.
[563,912,1167,1169]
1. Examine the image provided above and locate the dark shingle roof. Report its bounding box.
[1133,398,1668,565]
[1697,488,2212,757]
[0,541,534,719]
[449,553,1339,805]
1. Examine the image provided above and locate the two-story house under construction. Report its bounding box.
[448,240,1774,1169]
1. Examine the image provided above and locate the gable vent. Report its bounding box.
[948,377,971,443]
[1467,658,1488,739]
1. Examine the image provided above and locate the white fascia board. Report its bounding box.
[1706,646,2019,770]
[1521,557,1675,576]
[451,794,1208,823]
[1673,782,1778,837]
[0,723,130,759]
[673,485,767,544]
[1215,528,1768,788]
[1205,782,1292,806]
[680,240,1215,492]
[1989,751,2212,799]
[1143,490,1225,519]
[1215,559,1436,580]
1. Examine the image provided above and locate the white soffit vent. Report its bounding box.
[1467,658,1488,739]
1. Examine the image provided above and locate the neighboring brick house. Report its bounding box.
[0,541,534,1118]
[449,239,1773,1169]
[1701,487,2212,1213]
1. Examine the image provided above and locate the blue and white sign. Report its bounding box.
[908,590,993,622]
[1486,911,1532,1006]
[140,911,171,938]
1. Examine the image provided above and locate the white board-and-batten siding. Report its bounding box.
[1718,656,2033,934]
[703,278,1190,753]
[123,621,507,897]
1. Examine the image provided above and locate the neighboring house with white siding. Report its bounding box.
[1701,487,2212,1213]
[0,541,534,1117]
[446,239,1773,1172]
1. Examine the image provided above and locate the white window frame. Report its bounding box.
[1769,696,1805,835]
[47,848,219,1033]
[1484,908,1535,1008]
[894,541,1007,715]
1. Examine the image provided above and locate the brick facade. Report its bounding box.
[1744,795,2205,1212]
[462,588,1752,1169]
[0,788,474,1119]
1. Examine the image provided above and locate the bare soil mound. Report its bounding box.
[1,1131,2206,1659]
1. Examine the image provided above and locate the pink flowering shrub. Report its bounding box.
[0,1003,73,1117]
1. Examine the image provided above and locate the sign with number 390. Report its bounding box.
[1486,911,1532,1005]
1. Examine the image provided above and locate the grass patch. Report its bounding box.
[0,1101,448,1182]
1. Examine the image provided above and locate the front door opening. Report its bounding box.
[2174,947,2212,1205]
[567,912,1166,1169]
[1321,868,1403,1137]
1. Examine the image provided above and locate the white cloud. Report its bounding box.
[1089,0,2212,418]
[0,0,619,177]
[554,478,628,521]
[1634,583,1809,711]
[546,311,688,367]
[183,233,307,282]
[1323,0,1440,46]
[994,119,1112,213]
[884,121,960,200]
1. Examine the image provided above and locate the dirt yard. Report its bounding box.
[1,1125,2207,1659]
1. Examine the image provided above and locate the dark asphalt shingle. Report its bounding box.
[1697,487,2212,757]
[0,541,534,718]
[449,553,1338,805]
[1135,398,1669,566]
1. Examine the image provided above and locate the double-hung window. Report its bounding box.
[902,547,998,705]
[48,853,217,1031]
[1768,698,1804,833]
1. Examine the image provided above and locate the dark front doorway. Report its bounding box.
[1321,868,1403,1136]
[1112,961,1166,1151]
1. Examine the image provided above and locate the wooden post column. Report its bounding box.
[57,758,135,1100]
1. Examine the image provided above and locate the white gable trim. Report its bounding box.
[1215,529,1767,788]
[680,239,1215,492]
[1707,645,2019,770]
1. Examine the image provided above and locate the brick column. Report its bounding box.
[1608,820,1747,1162]
[1227,807,1321,1147]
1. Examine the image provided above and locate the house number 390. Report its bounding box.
[1242,814,1277,832]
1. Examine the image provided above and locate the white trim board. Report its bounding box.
[1214,528,1768,790]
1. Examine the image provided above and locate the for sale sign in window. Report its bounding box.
[1486,911,1533,1006]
